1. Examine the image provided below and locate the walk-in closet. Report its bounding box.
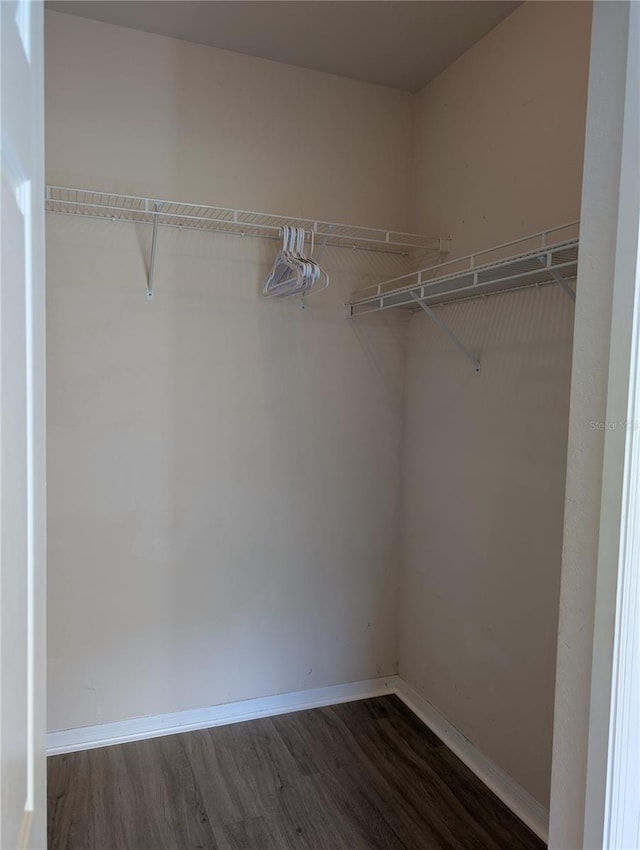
[12,0,621,847]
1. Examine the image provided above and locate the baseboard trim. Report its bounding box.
[47,674,549,843]
[394,678,549,844]
[46,675,400,756]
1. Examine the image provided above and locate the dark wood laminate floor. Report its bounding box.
[48,695,546,850]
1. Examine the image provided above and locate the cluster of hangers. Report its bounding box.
[262,226,329,299]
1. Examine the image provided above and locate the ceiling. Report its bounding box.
[45,1,521,92]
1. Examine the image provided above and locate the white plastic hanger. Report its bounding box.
[262,226,329,299]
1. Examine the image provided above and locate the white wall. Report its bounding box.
[400,0,591,807]
[44,12,413,230]
[45,11,413,731]
[412,1,591,260]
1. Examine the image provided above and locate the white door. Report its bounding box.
[0,1,47,848]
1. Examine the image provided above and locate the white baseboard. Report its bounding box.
[394,678,549,844]
[46,675,400,756]
[47,674,548,844]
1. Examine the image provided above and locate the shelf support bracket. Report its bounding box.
[537,255,576,302]
[410,292,481,374]
[147,202,159,300]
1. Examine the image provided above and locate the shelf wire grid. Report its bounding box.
[347,222,580,315]
[45,186,450,257]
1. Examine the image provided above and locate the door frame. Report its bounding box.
[550,2,640,848]
[0,1,47,848]
[583,2,640,845]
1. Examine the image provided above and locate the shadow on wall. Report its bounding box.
[399,284,575,806]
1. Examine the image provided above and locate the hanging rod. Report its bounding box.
[347,222,579,317]
[45,186,450,256]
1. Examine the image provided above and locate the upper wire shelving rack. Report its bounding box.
[347,222,579,317]
[46,186,450,299]
[45,186,450,256]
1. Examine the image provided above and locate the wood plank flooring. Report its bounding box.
[48,695,545,850]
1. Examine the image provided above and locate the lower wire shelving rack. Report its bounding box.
[347,222,579,375]
[347,222,579,317]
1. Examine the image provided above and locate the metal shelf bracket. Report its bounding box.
[537,254,576,301]
[146,201,159,300]
[410,292,481,375]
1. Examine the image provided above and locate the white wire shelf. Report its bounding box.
[45,186,450,257]
[347,222,579,316]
